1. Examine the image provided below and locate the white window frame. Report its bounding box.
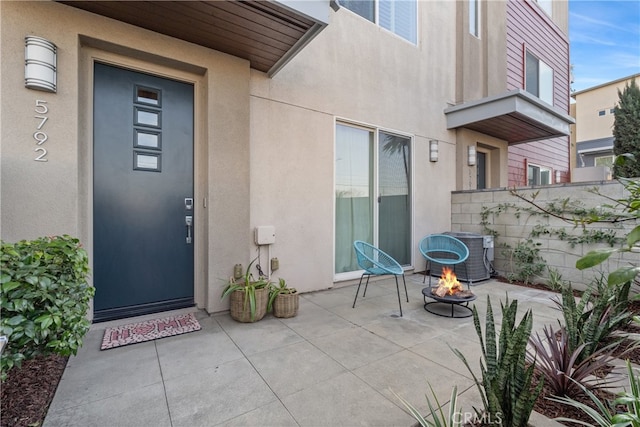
[341,0,417,44]
[469,0,480,37]
[525,51,554,105]
[536,0,553,16]
[527,163,551,186]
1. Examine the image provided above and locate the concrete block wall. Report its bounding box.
[451,181,638,290]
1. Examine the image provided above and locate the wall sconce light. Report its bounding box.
[555,170,561,183]
[429,140,439,162]
[468,145,476,166]
[25,36,57,93]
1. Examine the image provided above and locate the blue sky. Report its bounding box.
[569,0,640,92]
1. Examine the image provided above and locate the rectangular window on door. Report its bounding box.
[335,122,412,276]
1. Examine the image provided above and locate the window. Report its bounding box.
[335,122,412,276]
[610,108,615,114]
[598,110,606,116]
[341,0,417,44]
[476,151,486,189]
[469,0,479,37]
[528,164,551,186]
[525,51,553,105]
[595,155,614,168]
[536,0,552,16]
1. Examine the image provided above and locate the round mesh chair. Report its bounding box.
[352,240,408,317]
[419,234,471,286]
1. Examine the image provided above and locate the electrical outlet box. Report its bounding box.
[255,226,275,245]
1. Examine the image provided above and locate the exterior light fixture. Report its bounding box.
[468,145,476,166]
[555,170,561,183]
[429,140,439,162]
[25,36,57,93]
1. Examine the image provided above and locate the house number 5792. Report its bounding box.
[33,100,49,162]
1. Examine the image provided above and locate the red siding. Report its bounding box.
[508,137,569,186]
[505,0,570,186]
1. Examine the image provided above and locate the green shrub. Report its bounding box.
[1,235,94,378]
[503,239,546,285]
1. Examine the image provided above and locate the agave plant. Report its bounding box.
[527,325,618,398]
[453,295,541,427]
[392,384,461,427]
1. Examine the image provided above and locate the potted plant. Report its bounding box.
[268,278,299,318]
[221,258,269,323]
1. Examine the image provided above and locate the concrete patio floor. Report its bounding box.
[44,275,566,426]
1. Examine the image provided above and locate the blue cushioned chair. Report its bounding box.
[419,234,471,287]
[353,240,408,317]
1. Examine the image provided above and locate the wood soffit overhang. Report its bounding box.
[444,89,576,145]
[57,0,324,76]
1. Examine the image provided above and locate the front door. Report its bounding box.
[93,63,194,322]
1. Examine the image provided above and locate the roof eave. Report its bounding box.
[444,89,576,144]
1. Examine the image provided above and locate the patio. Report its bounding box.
[43,275,564,426]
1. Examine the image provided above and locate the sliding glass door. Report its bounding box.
[378,131,411,266]
[335,123,411,276]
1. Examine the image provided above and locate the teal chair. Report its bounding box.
[353,240,408,317]
[419,234,470,286]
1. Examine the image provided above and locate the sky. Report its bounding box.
[569,0,640,92]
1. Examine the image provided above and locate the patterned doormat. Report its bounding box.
[101,312,201,350]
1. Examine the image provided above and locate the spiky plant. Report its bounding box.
[550,360,640,426]
[454,296,542,427]
[527,325,618,398]
[556,281,631,363]
[392,384,461,427]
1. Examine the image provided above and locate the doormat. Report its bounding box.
[101,313,201,350]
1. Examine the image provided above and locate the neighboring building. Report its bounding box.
[0,0,573,321]
[447,0,574,188]
[571,73,640,182]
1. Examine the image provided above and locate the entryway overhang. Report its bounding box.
[444,89,575,144]
[57,0,332,77]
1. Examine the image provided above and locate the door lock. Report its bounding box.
[185,216,193,244]
[185,198,193,210]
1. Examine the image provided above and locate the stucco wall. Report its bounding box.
[574,75,639,142]
[451,181,638,290]
[249,2,461,287]
[0,1,251,315]
[1,0,467,318]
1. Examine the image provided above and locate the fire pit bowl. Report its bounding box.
[422,287,476,318]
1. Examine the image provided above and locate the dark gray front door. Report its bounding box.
[93,63,194,322]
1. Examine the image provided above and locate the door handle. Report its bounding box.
[185,216,193,244]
